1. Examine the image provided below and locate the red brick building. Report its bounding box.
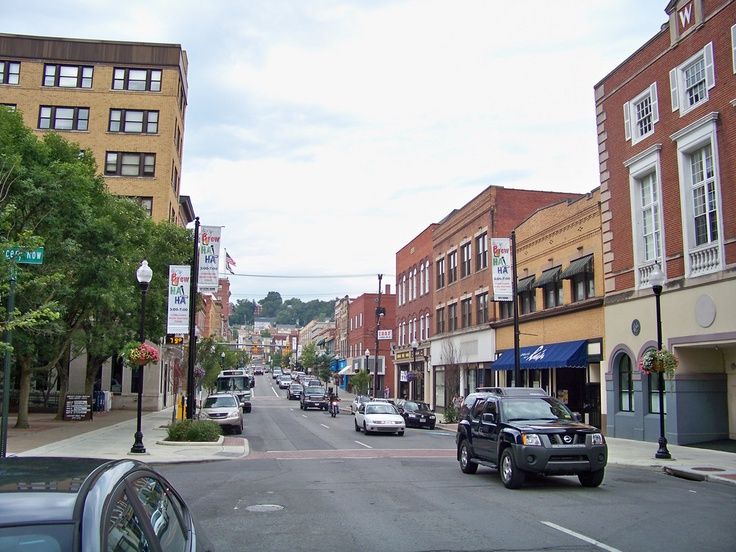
[395,224,437,401]
[596,0,736,444]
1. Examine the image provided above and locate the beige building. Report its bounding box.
[492,190,605,428]
[0,33,193,226]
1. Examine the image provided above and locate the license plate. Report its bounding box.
[420,417,426,422]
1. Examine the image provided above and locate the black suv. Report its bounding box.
[300,385,328,410]
[455,387,607,489]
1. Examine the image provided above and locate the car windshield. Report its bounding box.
[305,387,323,394]
[204,396,238,408]
[366,404,398,415]
[403,401,430,412]
[502,398,574,421]
[290,384,303,390]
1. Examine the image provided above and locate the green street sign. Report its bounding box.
[4,247,45,265]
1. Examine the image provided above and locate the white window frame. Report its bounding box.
[671,112,724,278]
[625,144,665,289]
[669,42,714,116]
[732,24,736,74]
[623,83,658,144]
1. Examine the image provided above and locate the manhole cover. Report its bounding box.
[245,504,284,513]
[692,467,725,472]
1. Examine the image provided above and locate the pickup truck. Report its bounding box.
[455,387,607,489]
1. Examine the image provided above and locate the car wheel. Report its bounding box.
[398,430,404,436]
[246,406,252,413]
[459,440,478,474]
[363,422,370,435]
[429,423,436,430]
[354,419,361,432]
[578,468,605,488]
[500,448,525,489]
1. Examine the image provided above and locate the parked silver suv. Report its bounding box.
[200,392,244,434]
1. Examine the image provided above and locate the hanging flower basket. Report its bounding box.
[638,349,678,379]
[124,342,160,366]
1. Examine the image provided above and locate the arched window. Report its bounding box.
[618,354,634,412]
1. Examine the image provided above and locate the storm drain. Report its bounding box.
[245,504,284,513]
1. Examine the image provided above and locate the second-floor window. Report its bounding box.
[44,64,93,88]
[538,267,563,309]
[448,251,458,284]
[476,292,488,324]
[436,258,445,289]
[669,42,714,115]
[461,298,472,328]
[0,61,20,85]
[113,67,162,92]
[105,152,156,177]
[639,171,661,262]
[689,143,718,247]
[448,303,457,331]
[460,243,471,278]
[561,255,595,303]
[475,232,487,271]
[109,109,159,133]
[38,106,89,131]
[518,275,536,315]
[436,307,445,334]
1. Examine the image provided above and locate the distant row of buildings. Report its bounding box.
[2,0,734,446]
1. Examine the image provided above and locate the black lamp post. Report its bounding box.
[220,351,225,370]
[131,260,152,454]
[411,338,418,400]
[650,263,671,460]
[364,348,370,396]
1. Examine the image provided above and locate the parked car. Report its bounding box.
[200,392,244,434]
[300,386,328,410]
[277,375,293,389]
[0,456,214,551]
[351,394,370,414]
[455,387,607,489]
[354,401,405,435]
[287,383,304,400]
[396,399,437,429]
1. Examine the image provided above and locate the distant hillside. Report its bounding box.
[229,291,336,326]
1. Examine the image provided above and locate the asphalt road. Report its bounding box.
[156,374,736,552]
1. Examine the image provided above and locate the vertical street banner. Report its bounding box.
[167,265,191,334]
[197,226,222,293]
[491,237,513,301]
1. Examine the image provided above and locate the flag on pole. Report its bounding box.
[225,250,236,274]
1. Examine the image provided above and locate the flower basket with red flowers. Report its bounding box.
[638,349,678,379]
[124,342,160,366]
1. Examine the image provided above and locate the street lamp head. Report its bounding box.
[365,349,370,357]
[221,351,225,359]
[136,260,153,291]
[411,339,418,351]
[649,263,665,294]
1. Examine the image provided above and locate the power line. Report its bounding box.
[219,271,395,279]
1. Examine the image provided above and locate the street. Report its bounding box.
[156,375,736,552]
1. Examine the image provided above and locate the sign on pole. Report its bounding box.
[491,238,513,301]
[4,247,45,265]
[197,226,221,293]
[167,265,191,334]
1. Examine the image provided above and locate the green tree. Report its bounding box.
[351,369,370,396]
[300,342,317,374]
[259,292,282,318]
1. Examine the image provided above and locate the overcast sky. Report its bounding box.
[5,1,668,303]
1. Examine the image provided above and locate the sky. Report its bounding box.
[4,0,669,303]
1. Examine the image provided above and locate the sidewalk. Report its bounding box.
[3,403,736,485]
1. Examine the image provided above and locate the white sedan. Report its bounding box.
[354,401,405,436]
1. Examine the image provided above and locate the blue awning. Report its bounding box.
[492,339,588,371]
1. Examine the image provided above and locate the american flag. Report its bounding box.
[225,251,236,274]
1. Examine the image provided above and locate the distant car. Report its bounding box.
[354,401,405,436]
[200,392,244,434]
[253,367,264,375]
[0,456,214,551]
[396,399,437,429]
[272,368,282,380]
[351,395,370,414]
[300,386,328,410]
[287,383,304,400]
[277,375,292,389]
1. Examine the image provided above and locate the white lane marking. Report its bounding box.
[302,414,308,418]
[541,521,622,552]
[355,440,372,449]
[320,424,330,429]
[271,386,279,397]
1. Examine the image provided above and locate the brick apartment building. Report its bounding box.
[596,0,736,444]
[395,224,436,402]
[429,185,582,412]
[0,33,193,226]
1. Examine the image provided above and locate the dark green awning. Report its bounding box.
[517,275,536,292]
[534,266,561,288]
[560,254,593,279]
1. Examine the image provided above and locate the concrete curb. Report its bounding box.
[155,436,225,446]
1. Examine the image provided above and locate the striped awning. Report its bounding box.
[561,254,593,279]
[534,266,561,288]
[517,275,536,292]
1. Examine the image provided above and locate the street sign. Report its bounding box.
[378,329,393,340]
[4,247,45,265]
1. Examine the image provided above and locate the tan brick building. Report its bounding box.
[492,190,605,427]
[0,33,193,226]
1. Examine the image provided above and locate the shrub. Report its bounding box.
[166,419,222,442]
[443,404,459,424]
